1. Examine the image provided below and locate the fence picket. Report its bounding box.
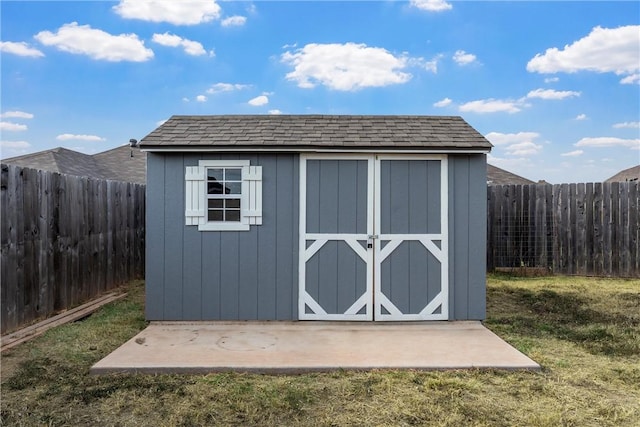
[487,181,639,278]
[0,164,145,334]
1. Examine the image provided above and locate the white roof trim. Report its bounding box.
[140,147,490,154]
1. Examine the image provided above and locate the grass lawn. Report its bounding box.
[1,275,639,426]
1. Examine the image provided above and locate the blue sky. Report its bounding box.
[1,0,638,184]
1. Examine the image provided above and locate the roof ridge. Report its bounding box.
[140,115,492,151]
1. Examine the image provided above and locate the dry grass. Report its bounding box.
[2,275,639,426]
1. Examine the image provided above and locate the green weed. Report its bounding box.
[2,276,639,427]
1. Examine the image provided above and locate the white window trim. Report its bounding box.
[185,159,263,232]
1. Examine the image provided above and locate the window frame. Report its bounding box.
[199,160,250,231]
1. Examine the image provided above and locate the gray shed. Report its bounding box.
[140,115,492,322]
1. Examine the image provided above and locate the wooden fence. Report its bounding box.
[1,164,145,334]
[487,182,639,277]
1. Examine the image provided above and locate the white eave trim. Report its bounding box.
[140,146,491,154]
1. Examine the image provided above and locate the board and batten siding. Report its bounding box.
[303,159,370,316]
[145,152,486,321]
[448,154,487,320]
[145,152,299,321]
[378,159,443,316]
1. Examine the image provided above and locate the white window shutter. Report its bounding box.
[241,165,262,225]
[185,166,206,226]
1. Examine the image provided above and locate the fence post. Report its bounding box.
[486,181,639,278]
[0,164,146,335]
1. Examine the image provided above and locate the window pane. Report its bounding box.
[208,210,224,221]
[226,199,240,208]
[208,181,224,194]
[225,210,240,222]
[208,199,223,209]
[226,182,241,194]
[225,168,242,181]
[208,168,223,180]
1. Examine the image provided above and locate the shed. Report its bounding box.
[140,115,492,322]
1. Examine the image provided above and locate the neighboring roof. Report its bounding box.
[2,145,146,184]
[93,145,147,184]
[1,147,105,178]
[487,164,535,185]
[140,115,493,152]
[605,165,639,183]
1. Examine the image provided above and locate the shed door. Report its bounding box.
[374,156,448,320]
[299,155,448,321]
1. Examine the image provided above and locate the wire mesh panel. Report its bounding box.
[487,182,639,278]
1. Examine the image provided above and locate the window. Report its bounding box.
[185,160,262,231]
[207,167,242,222]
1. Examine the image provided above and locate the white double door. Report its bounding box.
[299,154,449,321]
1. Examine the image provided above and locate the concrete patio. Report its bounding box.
[91,321,540,375]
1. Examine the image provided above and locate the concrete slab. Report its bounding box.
[91,321,540,375]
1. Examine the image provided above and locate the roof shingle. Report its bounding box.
[140,115,493,151]
[2,145,146,184]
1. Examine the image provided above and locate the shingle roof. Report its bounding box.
[2,145,146,184]
[93,145,146,184]
[1,147,105,177]
[139,115,493,151]
[605,165,639,183]
[487,164,535,185]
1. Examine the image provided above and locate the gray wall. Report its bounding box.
[146,152,299,320]
[146,152,486,321]
[448,154,487,320]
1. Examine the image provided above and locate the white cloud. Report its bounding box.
[56,133,106,142]
[196,95,207,102]
[487,131,544,158]
[575,137,640,149]
[206,83,251,94]
[613,121,640,129]
[35,22,153,62]
[152,32,207,56]
[1,140,31,149]
[113,0,221,25]
[0,41,44,58]
[485,132,540,146]
[248,95,268,106]
[0,111,34,119]
[459,99,523,114]
[410,0,452,12]
[221,16,247,27]
[526,25,640,84]
[0,122,28,132]
[576,114,588,121]
[620,73,640,85]
[422,54,443,73]
[544,77,559,83]
[505,141,543,156]
[460,88,579,115]
[561,150,584,157]
[281,42,411,91]
[156,119,167,126]
[268,109,283,115]
[453,50,477,66]
[433,98,452,108]
[152,32,182,46]
[526,88,580,100]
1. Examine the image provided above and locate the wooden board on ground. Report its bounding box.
[1,292,127,352]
